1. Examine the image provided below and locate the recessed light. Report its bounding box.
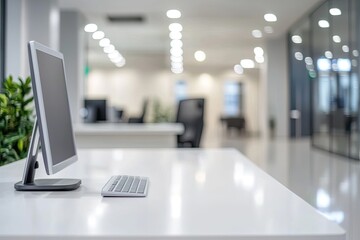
[99,38,110,47]
[255,55,265,63]
[171,55,183,63]
[318,20,330,28]
[171,67,183,74]
[115,59,126,67]
[305,57,313,65]
[353,50,359,57]
[170,48,183,57]
[171,62,183,68]
[166,9,181,19]
[342,45,349,52]
[325,51,333,59]
[103,45,115,54]
[291,35,302,44]
[234,64,244,74]
[169,31,182,40]
[92,31,105,40]
[294,52,303,61]
[252,30,262,38]
[111,56,125,63]
[84,23,97,33]
[254,47,264,56]
[240,59,255,68]
[333,35,341,43]
[329,8,341,16]
[264,13,277,22]
[170,40,183,48]
[194,50,206,62]
[169,23,183,32]
[108,51,121,59]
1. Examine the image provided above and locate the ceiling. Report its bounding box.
[59,0,323,71]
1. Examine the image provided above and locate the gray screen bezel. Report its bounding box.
[28,41,77,175]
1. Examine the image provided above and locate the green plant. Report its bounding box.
[0,76,34,166]
[152,99,173,123]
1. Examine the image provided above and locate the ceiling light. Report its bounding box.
[171,55,183,63]
[92,31,105,40]
[329,8,342,16]
[194,50,206,62]
[170,48,183,57]
[84,23,97,33]
[169,31,182,40]
[333,35,341,43]
[264,26,274,34]
[240,59,255,68]
[353,50,359,57]
[169,23,183,32]
[99,38,110,47]
[337,58,351,72]
[166,9,181,19]
[294,52,303,61]
[255,55,265,63]
[291,35,302,44]
[115,59,126,67]
[325,51,333,59]
[264,13,277,22]
[108,51,121,59]
[254,47,264,56]
[234,64,244,74]
[342,45,349,52]
[111,56,125,63]
[317,58,331,71]
[170,40,183,48]
[305,57,313,65]
[252,30,262,38]
[171,67,183,74]
[318,20,330,28]
[103,45,115,54]
[171,62,183,68]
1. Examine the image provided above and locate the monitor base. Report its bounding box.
[14,179,81,191]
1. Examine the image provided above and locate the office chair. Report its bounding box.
[128,100,148,123]
[176,98,205,148]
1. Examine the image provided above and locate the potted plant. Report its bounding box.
[0,76,34,166]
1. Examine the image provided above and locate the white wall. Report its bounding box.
[60,10,86,123]
[5,0,59,78]
[265,34,289,137]
[86,64,261,139]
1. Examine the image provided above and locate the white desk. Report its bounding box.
[74,123,184,148]
[0,149,345,240]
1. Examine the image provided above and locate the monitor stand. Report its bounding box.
[14,120,81,191]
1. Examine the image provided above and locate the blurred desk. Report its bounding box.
[74,123,184,148]
[0,149,345,239]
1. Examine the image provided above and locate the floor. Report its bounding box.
[205,133,360,240]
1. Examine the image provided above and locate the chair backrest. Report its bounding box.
[176,98,205,148]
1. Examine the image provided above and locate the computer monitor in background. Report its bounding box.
[14,41,81,191]
[84,99,107,122]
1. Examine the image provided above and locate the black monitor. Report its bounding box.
[84,99,107,122]
[14,41,81,191]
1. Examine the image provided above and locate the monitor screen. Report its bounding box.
[84,99,107,122]
[29,42,78,174]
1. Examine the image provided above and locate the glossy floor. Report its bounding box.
[207,134,360,240]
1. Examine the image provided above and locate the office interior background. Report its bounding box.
[0,0,360,239]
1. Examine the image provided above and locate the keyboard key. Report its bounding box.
[130,177,140,193]
[115,176,128,192]
[137,179,147,194]
[122,176,134,192]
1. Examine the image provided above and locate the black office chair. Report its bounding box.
[176,98,205,148]
[128,100,148,123]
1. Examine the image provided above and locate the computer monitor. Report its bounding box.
[84,99,107,122]
[14,41,81,191]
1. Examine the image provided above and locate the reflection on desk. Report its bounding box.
[0,149,345,240]
[73,123,184,148]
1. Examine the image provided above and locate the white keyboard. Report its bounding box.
[101,175,149,197]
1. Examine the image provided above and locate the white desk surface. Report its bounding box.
[0,149,345,240]
[74,123,184,135]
